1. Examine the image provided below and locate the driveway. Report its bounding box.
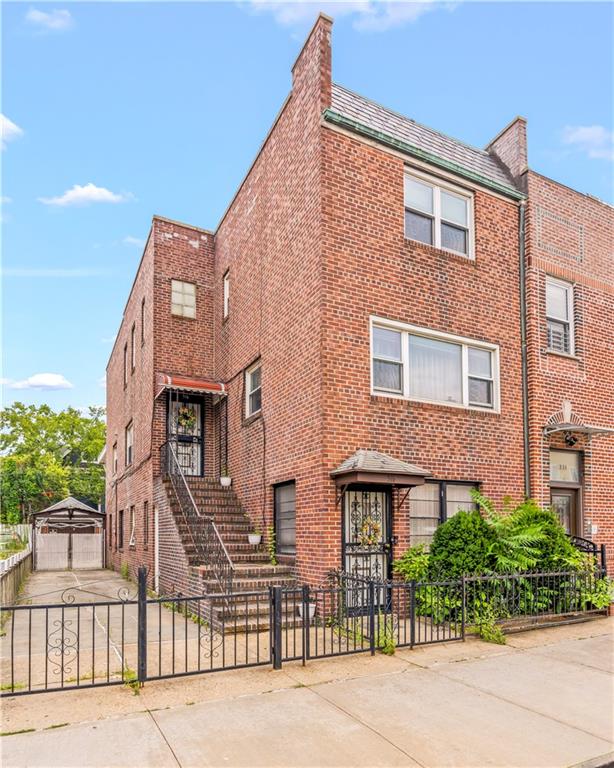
[2,615,612,768]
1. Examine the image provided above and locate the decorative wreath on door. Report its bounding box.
[177,405,196,431]
[358,517,382,548]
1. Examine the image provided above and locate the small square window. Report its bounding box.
[171,280,196,318]
[245,362,262,417]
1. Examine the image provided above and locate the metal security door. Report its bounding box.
[168,399,203,476]
[343,488,391,584]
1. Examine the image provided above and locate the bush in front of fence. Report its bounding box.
[393,494,612,643]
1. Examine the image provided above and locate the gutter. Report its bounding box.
[323,108,526,202]
[518,202,531,497]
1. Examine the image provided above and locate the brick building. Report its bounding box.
[105,14,613,598]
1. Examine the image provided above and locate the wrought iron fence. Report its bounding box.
[1,566,609,696]
[160,440,234,596]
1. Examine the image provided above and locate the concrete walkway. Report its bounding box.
[2,616,612,768]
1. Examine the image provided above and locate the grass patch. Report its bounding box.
[0,682,25,692]
[123,666,140,694]
[44,723,69,731]
[0,728,35,736]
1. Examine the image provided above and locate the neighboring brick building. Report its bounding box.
[105,14,613,596]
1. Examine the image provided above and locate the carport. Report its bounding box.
[32,496,105,570]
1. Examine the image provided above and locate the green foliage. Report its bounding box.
[120,562,130,581]
[267,525,277,566]
[0,403,105,522]
[376,613,396,655]
[428,510,495,580]
[392,544,430,582]
[0,534,27,560]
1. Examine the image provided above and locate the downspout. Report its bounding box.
[519,201,531,498]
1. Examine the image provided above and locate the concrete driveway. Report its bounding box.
[2,616,612,768]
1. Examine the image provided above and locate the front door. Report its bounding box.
[343,488,391,582]
[551,489,579,535]
[168,399,203,476]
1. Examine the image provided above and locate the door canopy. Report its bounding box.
[331,450,430,488]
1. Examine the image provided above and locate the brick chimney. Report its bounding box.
[291,12,333,112]
[486,116,528,187]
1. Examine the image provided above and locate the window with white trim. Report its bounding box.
[245,362,262,417]
[371,319,498,410]
[112,443,118,475]
[125,421,134,466]
[404,171,473,258]
[546,277,574,354]
[130,323,136,371]
[129,505,136,547]
[171,280,196,318]
[223,271,230,319]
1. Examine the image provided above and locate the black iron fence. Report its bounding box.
[1,566,609,696]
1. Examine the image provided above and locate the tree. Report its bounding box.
[0,403,106,523]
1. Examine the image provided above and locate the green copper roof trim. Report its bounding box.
[323,109,525,201]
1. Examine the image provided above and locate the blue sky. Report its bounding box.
[2,1,612,412]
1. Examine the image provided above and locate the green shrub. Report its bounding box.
[392,544,430,582]
[120,562,129,581]
[429,510,495,580]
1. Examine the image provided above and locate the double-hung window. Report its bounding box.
[123,343,128,388]
[404,171,473,258]
[371,318,499,411]
[245,361,262,417]
[112,443,118,475]
[130,324,136,372]
[223,271,230,319]
[171,280,196,318]
[125,421,134,466]
[129,506,136,547]
[546,277,574,354]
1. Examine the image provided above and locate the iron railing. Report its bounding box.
[160,441,234,596]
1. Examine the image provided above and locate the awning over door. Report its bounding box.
[331,450,430,487]
[155,373,226,399]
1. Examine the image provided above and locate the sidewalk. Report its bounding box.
[2,618,613,768]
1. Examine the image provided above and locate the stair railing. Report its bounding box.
[161,441,234,596]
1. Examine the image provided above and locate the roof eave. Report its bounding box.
[322,108,526,202]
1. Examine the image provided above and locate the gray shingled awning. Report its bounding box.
[32,496,103,517]
[331,450,430,487]
[328,83,521,199]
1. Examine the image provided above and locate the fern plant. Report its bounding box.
[267,525,277,566]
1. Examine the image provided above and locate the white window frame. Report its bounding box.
[171,279,196,319]
[370,316,500,413]
[130,323,136,371]
[545,276,574,355]
[112,443,118,475]
[404,168,475,260]
[245,361,262,418]
[223,271,230,320]
[125,422,134,466]
[129,506,136,547]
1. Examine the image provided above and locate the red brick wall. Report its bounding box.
[525,171,614,566]
[212,16,332,584]
[317,127,525,582]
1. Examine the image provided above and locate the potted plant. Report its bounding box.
[220,465,232,488]
[248,527,262,546]
[297,602,316,621]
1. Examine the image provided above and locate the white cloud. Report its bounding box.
[123,235,145,247]
[2,373,74,390]
[244,1,442,31]
[562,125,614,161]
[1,114,24,151]
[38,183,134,206]
[100,334,117,344]
[98,375,107,389]
[3,267,108,278]
[25,8,74,31]
[1,196,12,204]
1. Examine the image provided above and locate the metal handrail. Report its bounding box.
[160,441,234,595]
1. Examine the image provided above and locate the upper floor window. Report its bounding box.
[371,318,499,411]
[112,443,118,475]
[129,505,136,547]
[130,324,136,372]
[245,361,262,417]
[123,343,128,388]
[171,279,196,319]
[404,171,473,258]
[125,421,134,466]
[141,298,146,345]
[223,271,230,319]
[546,277,574,354]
